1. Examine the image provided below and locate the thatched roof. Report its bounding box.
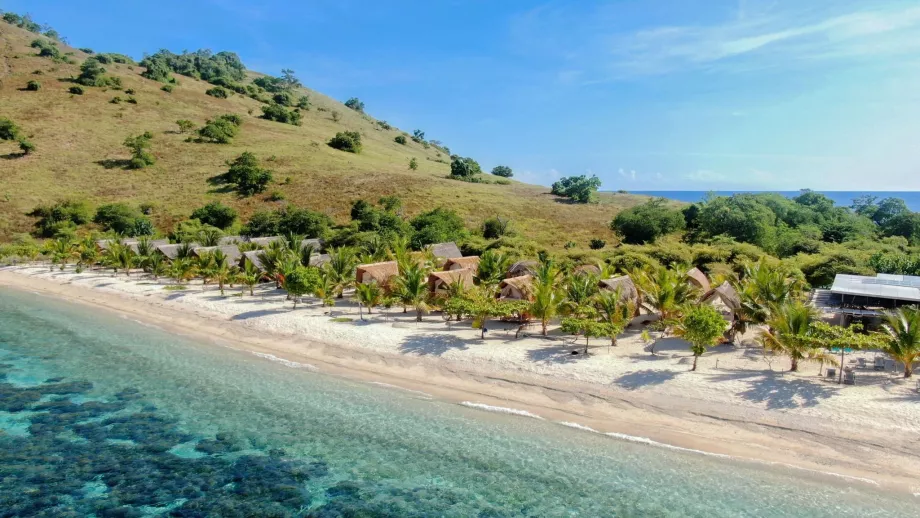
[499,275,534,300]
[192,245,243,263]
[428,268,475,292]
[702,281,742,312]
[686,267,711,292]
[239,250,266,272]
[218,235,245,246]
[97,238,168,250]
[574,264,601,276]
[247,236,284,248]
[507,260,538,278]
[598,275,639,304]
[356,261,399,285]
[428,242,462,260]
[444,256,480,272]
[155,243,198,260]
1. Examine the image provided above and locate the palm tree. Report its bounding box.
[197,227,223,247]
[530,277,562,336]
[355,281,384,319]
[108,241,135,276]
[394,262,430,321]
[237,259,262,296]
[170,257,197,284]
[213,263,235,296]
[881,307,920,378]
[49,237,75,271]
[634,267,698,334]
[298,243,317,268]
[561,273,599,318]
[175,242,194,260]
[594,288,635,347]
[759,302,835,372]
[259,242,288,288]
[284,233,305,252]
[135,237,155,260]
[326,246,358,298]
[75,236,98,272]
[388,235,412,270]
[195,252,216,284]
[147,252,168,280]
[475,250,512,293]
[740,259,802,321]
[362,234,388,262]
[313,268,337,307]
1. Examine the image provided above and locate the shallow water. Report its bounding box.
[0,287,915,517]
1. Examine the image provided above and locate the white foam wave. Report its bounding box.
[558,421,599,433]
[368,382,432,398]
[251,352,318,371]
[459,402,544,420]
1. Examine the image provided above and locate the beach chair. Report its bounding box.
[856,357,867,369]
[873,357,885,371]
[843,370,856,385]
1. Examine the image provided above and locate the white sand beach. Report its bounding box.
[2,264,919,494]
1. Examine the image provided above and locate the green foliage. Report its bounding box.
[141,57,173,82]
[161,84,174,93]
[68,85,84,95]
[285,267,321,307]
[410,207,467,249]
[272,91,294,106]
[589,239,606,250]
[140,49,247,83]
[394,135,407,145]
[76,57,120,87]
[678,305,726,370]
[882,212,920,244]
[377,120,392,130]
[176,120,195,133]
[278,207,333,238]
[408,157,418,170]
[18,139,36,155]
[197,114,242,144]
[79,47,94,54]
[206,86,229,99]
[191,202,237,229]
[491,165,513,178]
[28,200,92,237]
[253,75,286,93]
[93,203,153,236]
[296,95,311,110]
[412,129,425,143]
[695,194,777,248]
[344,97,365,112]
[881,307,920,378]
[869,251,920,276]
[261,104,302,125]
[611,198,685,244]
[327,131,362,153]
[551,175,602,203]
[123,131,155,169]
[30,38,60,60]
[25,80,41,91]
[0,118,22,141]
[225,152,273,196]
[482,216,512,239]
[349,198,409,239]
[449,156,482,179]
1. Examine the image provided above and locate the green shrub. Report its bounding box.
[197,114,241,144]
[161,84,174,93]
[268,191,285,201]
[206,86,228,99]
[494,178,511,185]
[590,239,606,250]
[394,135,407,145]
[124,131,155,169]
[296,95,310,110]
[551,175,602,203]
[110,96,122,104]
[25,80,41,91]
[408,157,418,170]
[18,139,36,155]
[93,203,150,235]
[449,156,482,179]
[377,120,391,130]
[327,131,362,153]
[482,216,512,239]
[344,97,364,112]
[191,201,237,229]
[261,104,302,125]
[272,91,294,106]
[28,200,92,237]
[491,165,513,178]
[175,119,195,133]
[68,85,84,95]
[79,47,94,54]
[0,118,23,141]
[125,89,136,95]
[225,152,273,196]
[30,39,60,60]
[76,57,120,87]
[412,129,425,143]
[611,199,685,244]
[126,97,138,104]
[410,207,467,248]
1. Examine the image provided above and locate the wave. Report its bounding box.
[250,352,318,371]
[459,402,544,420]
[558,421,599,433]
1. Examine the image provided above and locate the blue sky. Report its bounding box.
[9,0,920,190]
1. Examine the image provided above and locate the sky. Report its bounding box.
[8,0,920,191]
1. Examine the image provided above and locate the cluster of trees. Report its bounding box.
[261,104,302,125]
[0,118,35,155]
[75,55,121,87]
[93,203,155,236]
[551,175,602,203]
[139,49,247,84]
[30,38,63,61]
[221,152,274,196]
[328,131,362,153]
[3,11,56,38]
[123,132,155,169]
[449,156,483,181]
[197,114,243,144]
[344,98,364,113]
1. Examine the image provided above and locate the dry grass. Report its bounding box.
[0,25,655,250]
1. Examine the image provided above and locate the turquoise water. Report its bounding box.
[0,288,915,517]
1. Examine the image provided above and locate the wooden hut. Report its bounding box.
[428,269,475,295]
[300,238,324,252]
[192,245,243,263]
[310,253,331,268]
[444,256,480,273]
[507,260,538,278]
[701,281,742,321]
[686,267,711,293]
[218,235,245,246]
[239,250,266,272]
[499,275,534,301]
[356,261,399,288]
[428,242,462,261]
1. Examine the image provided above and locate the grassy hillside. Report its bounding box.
[0,23,655,249]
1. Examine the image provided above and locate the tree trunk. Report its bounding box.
[416,307,423,322]
[541,318,548,336]
[293,298,298,309]
[790,356,799,372]
[692,354,699,371]
[249,286,254,296]
[905,363,913,378]
[584,336,589,355]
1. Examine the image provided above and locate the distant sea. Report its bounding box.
[623,191,920,211]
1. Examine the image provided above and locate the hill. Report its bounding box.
[0,21,654,249]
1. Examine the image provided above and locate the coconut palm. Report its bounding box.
[175,242,194,260]
[561,272,599,318]
[759,302,835,372]
[740,259,802,321]
[197,227,223,247]
[108,241,136,276]
[75,236,98,272]
[476,250,512,293]
[326,246,358,298]
[49,237,75,271]
[880,307,920,378]
[237,259,262,296]
[195,252,216,284]
[284,233,305,252]
[388,235,412,271]
[212,263,235,296]
[361,234,389,262]
[259,243,288,288]
[594,288,635,346]
[170,257,197,284]
[394,262,430,321]
[135,237,155,259]
[355,281,384,319]
[298,243,317,268]
[530,277,562,336]
[634,267,698,334]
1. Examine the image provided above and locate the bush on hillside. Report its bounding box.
[394,135,407,145]
[491,165,513,178]
[176,120,195,133]
[30,39,60,60]
[449,156,482,179]
[93,203,152,236]
[197,114,242,144]
[272,91,294,106]
[327,131,362,153]
[76,57,120,87]
[482,216,512,239]
[412,129,425,143]
[69,85,84,95]
[377,120,391,130]
[296,95,310,110]
[18,139,36,155]
[611,199,685,244]
[225,152,273,196]
[0,118,22,141]
[590,239,606,250]
[408,157,418,170]
[344,97,364,112]
[161,84,174,93]
[206,86,229,99]
[410,207,467,249]
[123,131,155,169]
[141,57,173,82]
[551,175,602,203]
[261,104,302,125]
[25,80,41,91]
[28,200,92,237]
[243,206,332,238]
[140,49,247,83]
[191,201,237,229]
[79,47,94,54]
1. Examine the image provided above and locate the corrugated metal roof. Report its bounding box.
[830,274,920,302]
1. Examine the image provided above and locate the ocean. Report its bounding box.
[624,191,920,211]
[0,287,915,516]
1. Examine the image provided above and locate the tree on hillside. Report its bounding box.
[206,86,229,99]
[261,104,302,125]
[28,199,92,238]
[123,132,155,169]
[197,114,242,144]
[225,152,273,196]
[76,57,119,87]
[491,165,513,178]
[176,120,195,134]
[327,131,362,153]
[191,202,237,229]
[409,207,467,248]
[412,129,425,143]
[611,198,685,244]
[94,203,153,236]
[695,194,778,248]
[280,68,301,89]
[344,97,365,113]
[551,175,602,203]
[449,157,482,179]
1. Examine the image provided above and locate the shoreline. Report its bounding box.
[2,266,919,495]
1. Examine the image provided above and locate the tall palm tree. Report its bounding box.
[298,243,317,267]
[195,252,216,284]
[594,288,635,346]
[212,262,235,296]
[75,236,98,272]
[561,273,599,318]
[759,302,835,372]
[740,259,802,320]
[476,250,512,293]
[634,267,698,334]
[259,243,288,288]
[237,259,262,296]
[355,281,384,319]
[530,277,562,336]
[388,235,412,271]
[881,307,920,378]
[170,257,197,284]
[326,246,358,298]
[314,268,337,307]
[109,241,136,276]
[394,262,430,321]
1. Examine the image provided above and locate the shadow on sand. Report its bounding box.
[613,369,680,390]
[707,370,840,409]
[398,333,470,356]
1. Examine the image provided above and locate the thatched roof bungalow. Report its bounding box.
[299,238,324,252]
[444,256,480,273]
[239,250,266,272]
[310,254,331,268]
[155,243,198,261]
[356,261,399,287]
[507,260,538,278]
[701,281,741,320]
[428,242,462,261]
[192,245,243,263]
[499,275,534,301]
[686,267,711,293]
[428,269,475,295]
[598,275,640,305]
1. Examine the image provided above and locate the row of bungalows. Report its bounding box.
[355,242,473,295]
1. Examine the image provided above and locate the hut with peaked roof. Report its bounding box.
[598,275,640,306]
[299,238,324,252]
[247,236,284,248]
[218,235,245,246]
[155,243,198,261]
[507,260,538,278]
[499,275,534,301]
[701,281,742,321]
[444,256,480,273]
[192,245,243,263]
[428,242,462,261]
[428,269,475,295]
[686,267,711,293]
[127,239,170,254]
[356,261,399,288]
[239,250,266,272]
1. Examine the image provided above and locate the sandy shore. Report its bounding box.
[2,264,919,494]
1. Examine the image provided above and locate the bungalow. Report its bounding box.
[428,268,475,295]
[507,260,538,278]
[443,256,480,273]
[299,238,324,252]
[701,281,742,321]
[356,261,399,289]
[499,275,534,301]
[239,250,266,272]
[247,236,284,248]
[218,235,245,246]
[428,242,462,261]
[192,245,243,264]
[598,275,640,308]
[155,242,198,261]
[686,267,711,293]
